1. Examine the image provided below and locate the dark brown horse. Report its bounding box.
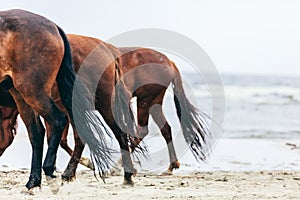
[0,9,135,190]
[0,34,144,185]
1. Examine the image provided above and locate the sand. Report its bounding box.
[0,170,299,200]
[1,126,300,199]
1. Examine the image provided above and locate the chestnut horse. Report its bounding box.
[57,46,211,174]
[54,34,142,184]
[0,9,135,190]
[0,34,211,184]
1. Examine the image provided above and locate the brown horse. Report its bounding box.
[0,34,144,185]
[0,87,18,156]
[57,46,211,174]
[0,9,135,190]
[52,34,141,184]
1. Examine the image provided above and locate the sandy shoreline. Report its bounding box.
[1,128,300,199]
[0,170,299,199]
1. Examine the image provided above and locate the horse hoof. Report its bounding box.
[21,187,40,195]
[164,160,180,175]
[168,161,180,171]
[46,176,61,194]
[61,174,76,183]
[161,170,173,176]
[79,157,95,170]
[123,179,134,186]
[25,176,41,190]
[162,161,180,175]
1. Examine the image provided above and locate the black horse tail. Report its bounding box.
[171,62,212,161]
[107,44,148,156]
[56,26,114,180]
[103,43,136,137]
[113,58,134,134]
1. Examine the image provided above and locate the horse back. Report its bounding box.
[118,47,176,96]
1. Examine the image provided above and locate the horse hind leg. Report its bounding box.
[108,121,136,185]
[16,84,68,184]
[38,98,68,194]
[149,103,180,174]
[46,118,92,182]
[60,124,93,172]
[58,122,93,172]
[59,124,74,156]
[61,125,85,182]
[9,88,46,190]
[129,98,150,151]
[46,120,73,156]
[32,100,67,179]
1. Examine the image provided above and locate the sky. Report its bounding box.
[1,0,300,76]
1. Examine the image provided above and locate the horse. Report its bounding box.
[0,33,144,185]
[51,34,142,184]
[0,87,18,156]
[0,9,136,190]
[0,34,212,183]
[58,46,211,174]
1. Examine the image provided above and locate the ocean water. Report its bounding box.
[167,73,300,140]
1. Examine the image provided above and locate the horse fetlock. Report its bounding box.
[42,164,56,177]
[123,172,135,186]
[123,165,137,174]
[61,172,76,182]
[162,160,180,175]
[169,160,180,171]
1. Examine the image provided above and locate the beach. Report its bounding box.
[0,170,299,199]
[0,132,300,199]
[0,1,300,199]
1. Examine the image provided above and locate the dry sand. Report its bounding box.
[0,170,299,200]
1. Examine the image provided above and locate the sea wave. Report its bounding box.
[224,86,300,105]
[190,85,300,105]
[223,129,300,139]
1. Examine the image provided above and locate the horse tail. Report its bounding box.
[103,43,135,136]
[56,26,114,180]
[113,58,134,133]
[111,50,147,155]
[171,62,212,161]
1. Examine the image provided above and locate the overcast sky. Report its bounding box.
[1,1,300,76]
